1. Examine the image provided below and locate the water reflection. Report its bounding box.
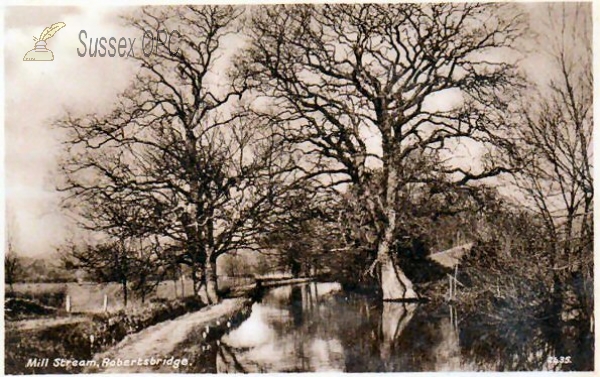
[457,309,593,371]
[193,282,592,372]
[380,302,417,361]
[216,283,466,372]
[218,283,345,372]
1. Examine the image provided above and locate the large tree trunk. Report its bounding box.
[205,254,219,304]
[191,263,199,296]
[198,283,210,304]
[290,259,301,278]
[379,242,418,301]
[378,158,418,301]
[121,278,128,307]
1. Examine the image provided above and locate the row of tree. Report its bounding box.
[56,4,591,310]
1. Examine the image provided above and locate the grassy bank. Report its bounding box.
[5,297,205,374]
[87,298,252,373]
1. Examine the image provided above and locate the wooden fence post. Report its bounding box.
[454,265,458,297]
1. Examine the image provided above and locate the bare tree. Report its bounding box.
[68,241,135,306]
[58,6,294,304]
[5,207,22,293]
[242,4,525,299]
[259,187,341,278]
[513,4,592,319]
[5,250,22,294]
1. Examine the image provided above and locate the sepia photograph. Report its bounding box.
[3,2,594,374]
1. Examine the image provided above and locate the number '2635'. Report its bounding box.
[547,356,572,364]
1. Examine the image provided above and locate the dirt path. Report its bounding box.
[86,298,249,373]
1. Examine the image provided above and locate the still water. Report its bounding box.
[177,282,591,372]
[215,282,472,372]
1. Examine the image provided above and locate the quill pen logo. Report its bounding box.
[23,22,66,61]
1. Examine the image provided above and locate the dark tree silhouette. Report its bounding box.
[512,3,593,325]
[57,6,293,303]
[242,3,525,299]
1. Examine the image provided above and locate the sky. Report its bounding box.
[5,6,138,257]
[2,3,591,259]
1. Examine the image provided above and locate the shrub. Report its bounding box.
[11,283,67,308]
[5,298,57,320]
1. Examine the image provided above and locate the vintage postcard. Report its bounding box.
[3,1,595,374]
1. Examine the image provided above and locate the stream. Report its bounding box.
[173,282,592,372]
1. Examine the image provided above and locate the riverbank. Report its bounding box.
[84,278,317,372]
[85,298,252,373]
[4,297,206,374]
[5,277,315,374]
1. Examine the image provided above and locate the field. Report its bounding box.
[9,277,255,313]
